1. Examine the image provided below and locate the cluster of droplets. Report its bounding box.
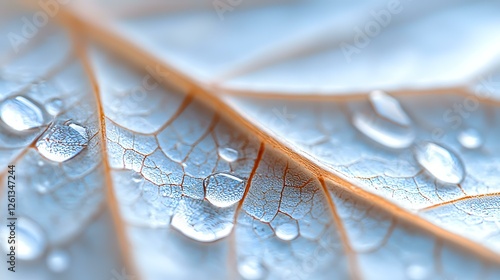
[352,90,481,184]
[0,95,88,163]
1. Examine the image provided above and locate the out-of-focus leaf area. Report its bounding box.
[1,0,500,279]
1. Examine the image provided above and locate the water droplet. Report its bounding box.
[171,197,234,242]
[36,120,88,162]
[406,264,428,280]
[0,96,46,132]
[458,128,483,149]
[353,91,415,149]
[275,222,299,241]
[1,217,47,260]
[37,160,45,167]
[218,147,239,162]
[45,98,64,116]
[46,249,70,273]
[131,172,143,183]
[413,142,465,184]
[204,173,245,208]
[238,257,267,280]
[369,90,411,126]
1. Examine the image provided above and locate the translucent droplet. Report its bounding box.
[204,173,245,208]
[36,120,88,162]
[131,172,143,183]
[406,264,428,280]
[37,160,45,167]
[458,128,483,149]
[46,249,70,273]
[275,222,299,241]
[45,98,64,116]
[238,257,267,280]
[1,217,47,260]
[413,142,465,184]
[0,96,46,131]
[353,91,415,149]
[369,90,411,126]
[218,147,239,162]
[171,197,234,242]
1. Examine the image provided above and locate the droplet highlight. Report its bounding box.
[458,128,483,149]
[171,197,234,242]
[0,96,46,132]
[45,98,64,116]
[1,217,47,261]
[238,257,267,280]
[275,222,299,241]
[218,147,239,162]
[46,249,70,273]
[406,264,428,280]
[36,120,89,162]
[353,91,415,149]
[204,173,245,208]
[413,142,465,184]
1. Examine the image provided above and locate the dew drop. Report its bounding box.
[369,90,411,126]
[45,98,64,116]
[171,197,234,242]
[406,264,428,280]
[204,173,245,208]
[36,120,89,162]
[218,147,239,162]
[352,91,415,149]
[458,128,483,149]
[131,172,143,183]
[275,222,299,241]
[413,142,465,184]
[46,249,70,273]
[1,217,47,260]
[0,96,46,132]
[238,257,267,280]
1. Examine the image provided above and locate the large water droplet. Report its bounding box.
[204,173,245,208]
[218,147,239,162]
[413,142,465,184]
[458,128,483,149]
[275,222,299,241]
[36,120,89,162]
[45,98,64,116]
[0,96,46,131]
[171,197,234,242]
[353,91,415,149]
[46,249,70,273]
[238,257,267,280]
[1,217,47,260]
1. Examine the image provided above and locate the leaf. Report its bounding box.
[2,1,500,280]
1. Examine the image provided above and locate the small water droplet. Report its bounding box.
[238,257,267,280]
[35,120,88,162]
[46,249,70,273]
[204,173,245,208]
[1,217,47,260]
[275,222,299,241]
[458,128,483,149]
[369,90,411,126]
[37,160,44,167]
[413,142,465,184]
[131,172,143,183]
[45,98,64,116]
[0,96,46,132]
[406,264,428,280]
[218,147,239,162]
[353,91,415,149]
